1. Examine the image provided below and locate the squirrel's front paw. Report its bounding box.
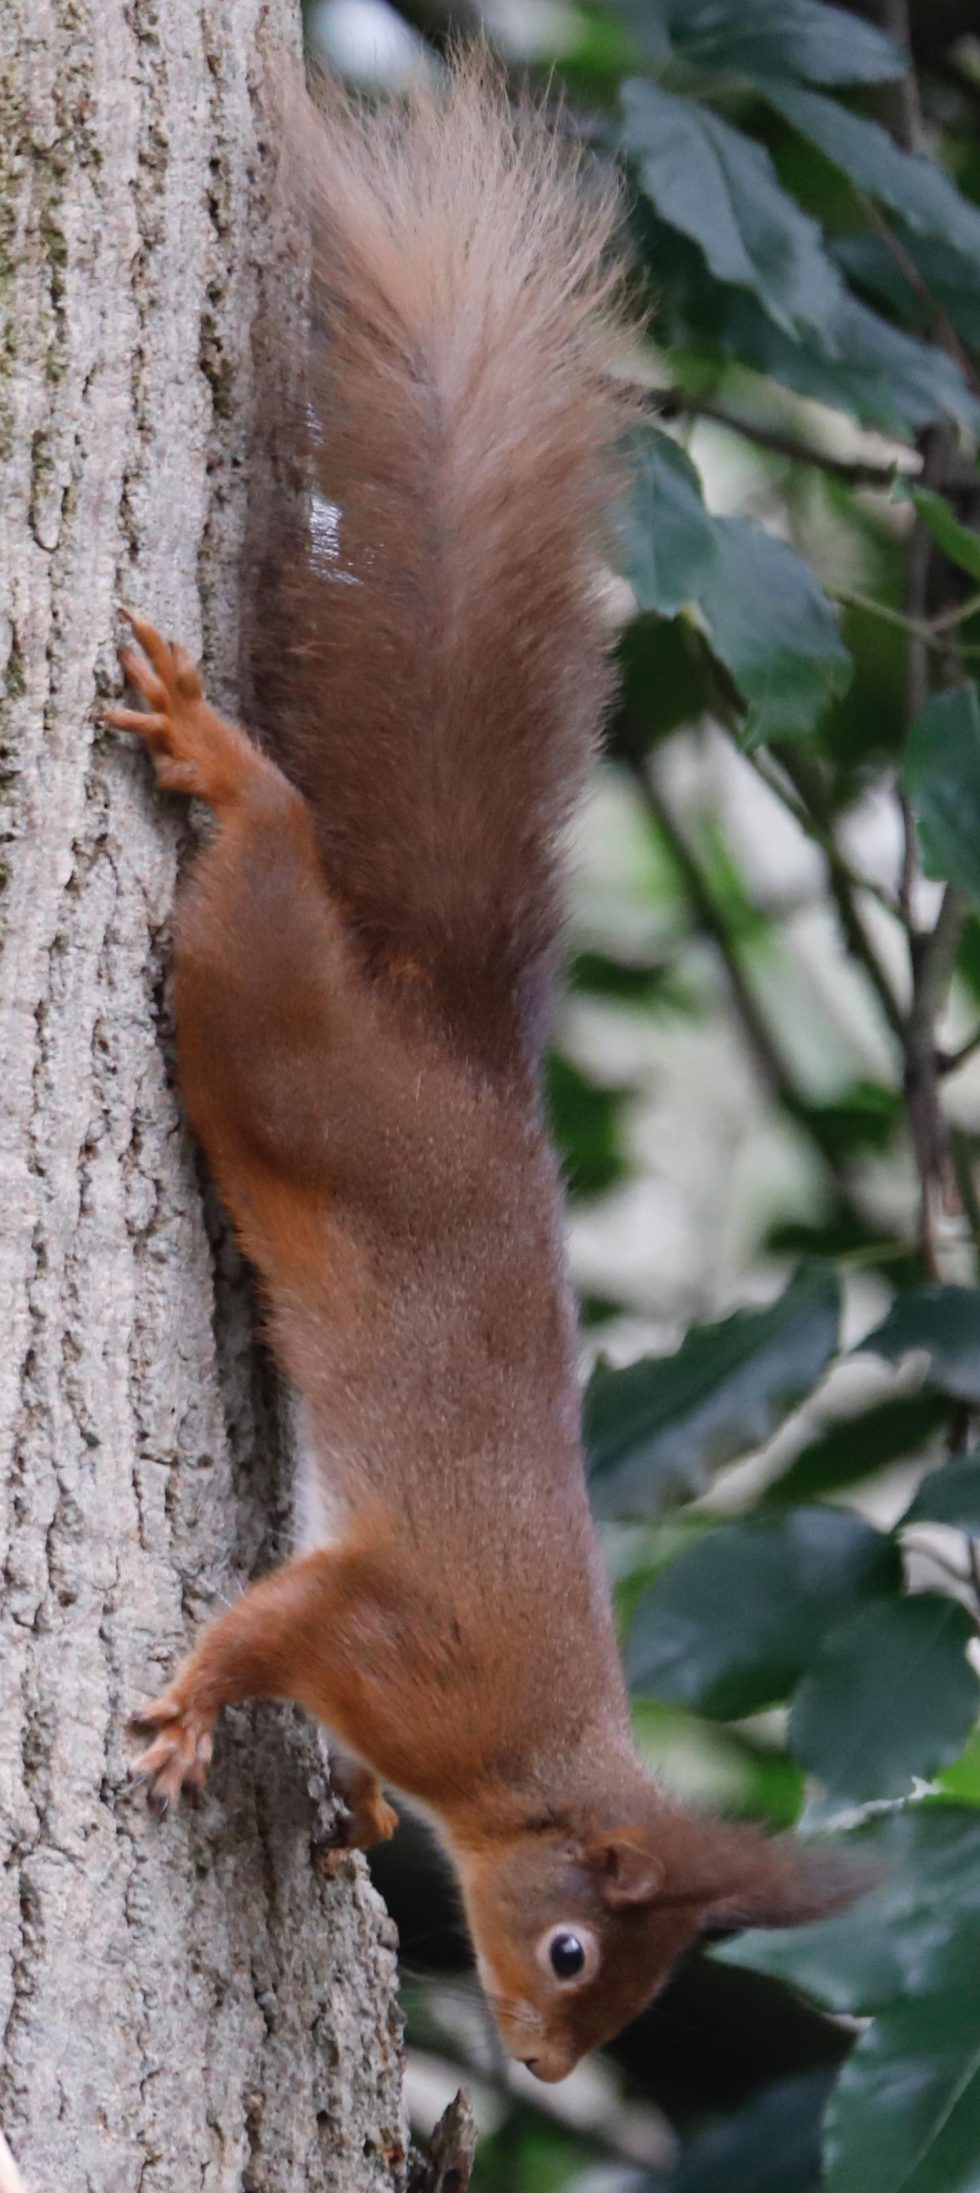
[129,1689,215,1818]
[104,608,259,808]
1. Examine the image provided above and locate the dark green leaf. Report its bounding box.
[587,1266,840,1517]
[618,429,721,616]
[859,1284,980,1403]
[825,1933,980,2193]
[903,1448,980,1533]
[621,80,845,337]
[567,947,691,1011]
[903,688,980,901]
[834,231,980,354]
[719,285,980,437]
[701,517,851,747]
[545,1051,626,1199]
[911,491,980,585]
[766,1393,948,1507]
[758,80,980,261]
[789,1593,978,1801]
[624,0,903,86]
[653,2072,833,2193]
[627,1507,898,1718]
[718,1803,980,2011]
[616,435,850,743]
[788,1082,903,1163]
[617,611,734,748]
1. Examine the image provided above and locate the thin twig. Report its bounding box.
[625,744,868,1225]
[939,1027,980,1077]
[905,886,966,1275]
[653,392,910,488]
[831,587,972,656]
[766,746,910,1044]
[928,589,980,635]
[750,749,906,924]
[861,197,980,396]
[950,1125,980,1262]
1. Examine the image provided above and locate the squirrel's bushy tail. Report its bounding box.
[255,56,628,1064]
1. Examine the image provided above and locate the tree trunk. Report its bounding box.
[0,4,407,2186]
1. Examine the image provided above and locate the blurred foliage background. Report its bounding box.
[306,2,980,2187]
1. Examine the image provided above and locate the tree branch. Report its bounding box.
[410,2092,479,2193]
[653,392,910,488]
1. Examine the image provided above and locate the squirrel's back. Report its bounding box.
[254,57,627,1065]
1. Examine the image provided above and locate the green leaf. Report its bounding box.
[625,0,903,86]
[632,1698,805,1826]
[903,687,980,902]
[860,1284,980,1403]
[717,1802,980,2012]
[616,436,851,743]
[911,491,980,585]
[655,2072,833,2193]
[824,1933,980,2193]
[758,80,980,262]
[568,946,691,1011]
[621,80,845,338]
[627,1507,898,1718]
[788,1082,903,1162]
[719,285,980,438]
[586,1265,840,1518]
[903,1449,980,1533]
[789,1593,978,1801]
[834,229,980,356]
[766,1393,948,1507]
[939,1727,980,1806]
[702,517,852,745]
[617,429,721,616]
[545,1050,626,1199]
[619,446,850,742]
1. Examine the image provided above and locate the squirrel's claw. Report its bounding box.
[129,1689,215,1818]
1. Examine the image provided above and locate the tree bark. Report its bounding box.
[0,4,407,2187]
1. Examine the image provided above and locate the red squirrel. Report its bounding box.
[106,59,849,2082]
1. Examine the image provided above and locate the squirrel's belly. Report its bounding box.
[292,1398,351,1551]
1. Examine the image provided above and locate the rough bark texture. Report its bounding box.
[0,4,407,2188]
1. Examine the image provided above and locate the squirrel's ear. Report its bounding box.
[643,1810,869,1931]
[586,1830,666,1910]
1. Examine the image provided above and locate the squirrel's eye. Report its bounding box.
[536,1920,600,1987]
[550,1931,586,1980]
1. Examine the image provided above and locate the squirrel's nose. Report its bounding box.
[521,2052,570,2083]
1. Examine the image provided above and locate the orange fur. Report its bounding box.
[251,56,627,1063]
[107,61,856,2084]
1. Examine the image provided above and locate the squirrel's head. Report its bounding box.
[456,1801,856,2082]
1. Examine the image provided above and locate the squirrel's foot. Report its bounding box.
[129,1688,215,1818]
[323,1758,398,1863]
[104,608,266,808]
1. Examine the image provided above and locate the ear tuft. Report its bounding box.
[704,1837,876,1934]
[587,1830,666,1910]
[647,1807,874,1931]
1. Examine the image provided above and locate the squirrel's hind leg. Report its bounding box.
[327,1750,399,1855]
